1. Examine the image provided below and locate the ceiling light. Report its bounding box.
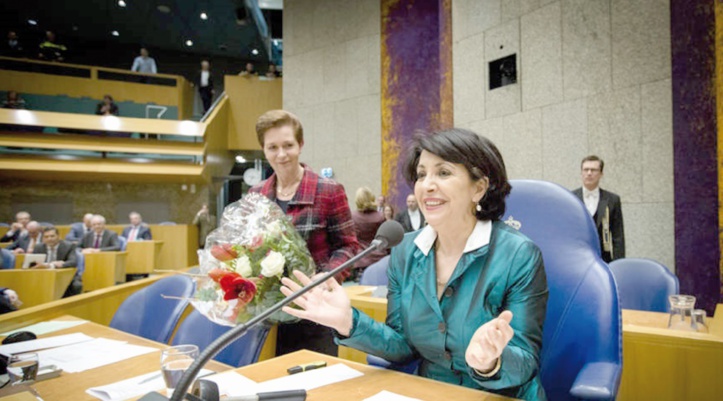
[251,48,259,55]
[28,19,37,26]
[235,155,247,163]
[200,12,208,20]
[185,40,193,47]
[118,0,126,7]
[157,5,171,13]
[111,30,119,37]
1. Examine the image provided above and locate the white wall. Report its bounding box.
[283,0,382,202]
[453,0,674,269]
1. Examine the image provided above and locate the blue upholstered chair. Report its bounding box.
[609,258,678,313]
[110,275,194,343]
[359,255,390,286]
[172,310,270,367]
[1,248,15,269]
[368,180,622,401]
[118,236,128,251]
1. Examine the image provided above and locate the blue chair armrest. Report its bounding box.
[366,355,419,375]
[570,362,622,401]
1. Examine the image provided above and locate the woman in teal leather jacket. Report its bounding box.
[282,129,549,401]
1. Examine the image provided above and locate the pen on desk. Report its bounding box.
[138,373,162,385]
[225,389,307,401]
[286,360,327,375]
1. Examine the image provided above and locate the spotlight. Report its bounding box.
[112,30,119,37]
[28,19,37,26]
[185,40,193,47]
[118,0,126,7]
[251,48,259,55]
[200,12,208,20]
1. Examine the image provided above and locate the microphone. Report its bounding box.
[141,220,404,401]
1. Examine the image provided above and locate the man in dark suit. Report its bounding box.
[7,221,42,254]
[121,212,152,241]
[79,215,120,254]
[65,213,94,242]
[394,194,426,233]
[196,60,215,114]
[573,155,625,263]
[1,211,31,243]
[32,227,81,296]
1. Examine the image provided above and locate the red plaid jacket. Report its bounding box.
[249,165,360,281]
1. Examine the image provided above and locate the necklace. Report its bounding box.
[276,167,303,197]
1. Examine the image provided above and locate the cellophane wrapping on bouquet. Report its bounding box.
[191,193,316,326]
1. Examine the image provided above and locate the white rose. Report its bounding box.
[235,255,253,277]
[260,251,286,277]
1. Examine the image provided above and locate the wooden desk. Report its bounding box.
[0,269,76,308]
[83,251,127,292]
[1,316,228,401]
[125,240,164,274]
[235,350,513,400]
[12,253,24,269]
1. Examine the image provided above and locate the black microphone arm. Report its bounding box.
[164,220,405,401]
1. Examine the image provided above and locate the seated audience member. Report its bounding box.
[3,31,24,57]
[351,187,388,275]
[79,215,120,253]
[66,213,94,242]
[2,91,26,109]
[0,288,21,314]
[394,193,426,233]
[95,95,119,116]
[265,64,281,78]
[1,211,31,242]
[7,221,42,254]
[376,195,386,213]
[383,204,395,222]
[38,31,67,62]
[131,47,157,74]
[122,212,152,241]
[239,62,257,76]
[33,227,81,296]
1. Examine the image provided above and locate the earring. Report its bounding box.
[475,203,482,212]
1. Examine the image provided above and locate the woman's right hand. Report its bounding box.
[280,270,354,336]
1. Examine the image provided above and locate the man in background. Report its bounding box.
[7,221,42,254]
[394,194,425,233]
[33,227,81,296]
[197,60,215,114]
[131,47,157,83]
[66,213,94,242]
[38,31,67,62]
[122,212,152,241]
[79,215,120,253]
[1,211,31,242]
[573,155,625,263]
[193,204,215,249]
[3,31,24,57]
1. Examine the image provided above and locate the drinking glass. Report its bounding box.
[692,309,708,333]
[668,295,696,331]
[7,353,39,385]
[161,345,199,394]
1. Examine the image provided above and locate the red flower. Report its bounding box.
[220,274,257,303]
[210,243,238,261]
[208,268,229,283]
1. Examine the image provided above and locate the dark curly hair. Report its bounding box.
[402,128,511,221]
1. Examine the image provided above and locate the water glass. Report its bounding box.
[668,295,696,331]
[7,353,39,385]
[692,309,709,333]
[161,344,199,394]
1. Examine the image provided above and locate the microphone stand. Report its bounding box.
[166,239,388,401]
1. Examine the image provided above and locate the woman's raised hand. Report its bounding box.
[280,270,354,336]
[465,311,514,373]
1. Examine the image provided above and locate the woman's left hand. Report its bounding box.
[465,310,514,373]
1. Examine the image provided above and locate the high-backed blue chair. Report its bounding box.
[110,275,194,343]
[172,310,270,367]
[359,255,390,286]
[502,180,622,401]
[609,258,678,313]
[1,248,15,269]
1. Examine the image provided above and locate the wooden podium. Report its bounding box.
[124,240,163,274]
[83,251,127,292]
[0,268,76,308]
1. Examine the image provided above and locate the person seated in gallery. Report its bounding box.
[66,213,94,242]
[78,215,120,253]
[6,221,42,254]
[32,226,82,296]
[121,212,152,241]
[1,211,31,243]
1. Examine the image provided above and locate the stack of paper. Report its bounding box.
[36,338,158,373]
[0,333,93,356]
[363,391,422,401]
[86,369,215,401]
[0,320,88,337]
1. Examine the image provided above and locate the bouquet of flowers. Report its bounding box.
[191,193,316,326]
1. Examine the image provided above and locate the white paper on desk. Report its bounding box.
[363,390,422,401]
[0,332,93,356]
[251,363,364,394]
[201,371,258,397]
[37,338,158,373]
[1,320,88,337]
[86,369,215,401]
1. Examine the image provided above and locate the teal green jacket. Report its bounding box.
[338,221,548,400]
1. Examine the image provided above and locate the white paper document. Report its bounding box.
[0,332,93,356]
[363,390,422,401]
[86,369,215,401]
[36,338,158,373]
[201,371,258,397]
[0,320,88,337]
[253,363,364,394]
